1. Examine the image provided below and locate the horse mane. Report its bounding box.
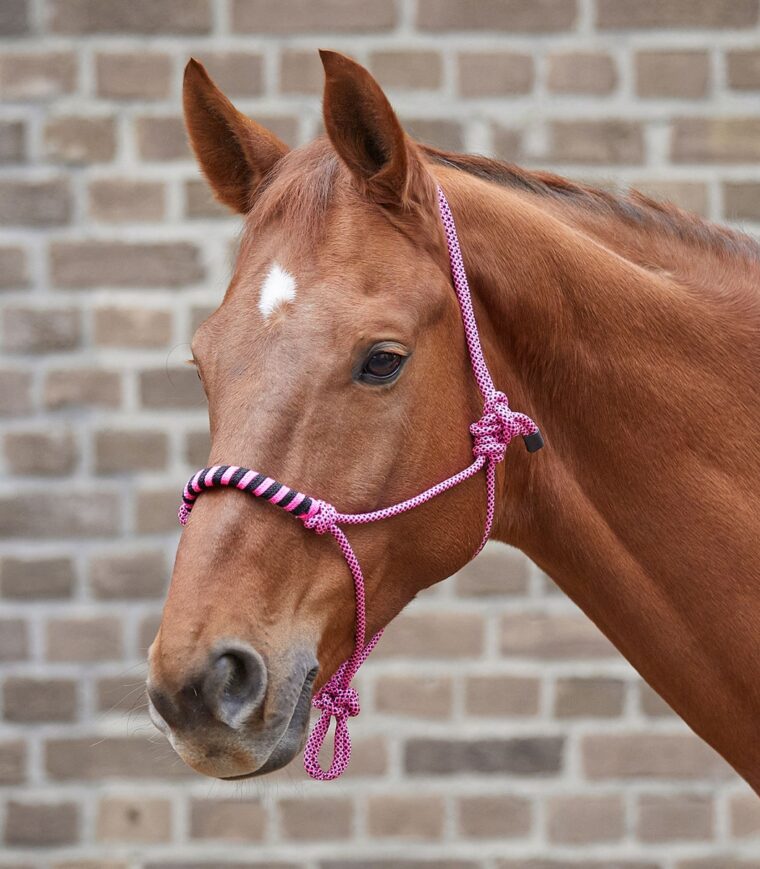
[421,144,760,265]
[248,137,760,265]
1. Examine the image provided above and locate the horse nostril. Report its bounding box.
[203,644,267,729]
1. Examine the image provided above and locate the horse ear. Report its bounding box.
[320,50,424,209]
[183,59,289,214]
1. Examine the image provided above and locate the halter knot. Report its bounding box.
[470,390,520,463]
[313,683,360,719]
[301,500,339,535]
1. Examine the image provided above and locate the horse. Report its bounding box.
[147,50,760,791]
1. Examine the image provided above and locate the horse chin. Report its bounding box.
[221,666,316,779]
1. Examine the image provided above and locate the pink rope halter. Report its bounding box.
[177,186,543,781]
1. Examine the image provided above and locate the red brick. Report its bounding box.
[45,369,121,408]
[185,429,211,466]
[232,0,396,32]
[674,118,760,163]
[135,116,190,161]
[554,677,625,717]
[547,52,617,94]
[403,118,463,151]
[50,0,212,33]
[0,246,28,288]
[418,0,577,31]
[3,306,79,352]
[46,615,122,661]
[4,800,78,846]
[500,611,617,658]
[0,740,26,784]
[0,52,77,100]
[51,241,203,288]
[637,793,713,841]
[728,50,760,90]
[639,682,678,717]
[635,180,709,217]
[0,369,33,415]
[193,52,264,97]
[0,556,75,599]
[184,178,229,218]
[367,794,444,839]
[730,792,760,836]
[636,51,709,98]
[139,613,161,654]
[465,674,540,716]
[458,52,533,97]
[3,677,77,722]
[547,794,624,843]
[456,543,530,595]
[0,178,71,226]
[135,487,183,533]
[5,430,78,475]
[492,126,523,161]
[0,0,28,34]
[279,797,353,840]
[405,736,564,776]
[724,181,760,221]
[189,798,266,841]
[96,675,147,713]
[0,619,28,661]
[94,305,172,347]
[376,611,483,658]
[0,120,25,163]
[95,52,172,100]
[458,794,532,838]
[548,120,644,164]
[597,0,758,28]
[375,674,452,718]
[279,49,323,95]
[97,796,172,843]
[89,550,167,599]
[88,179,165,223]
[0,491,120,538]
[582,733,734,779]
[369,50,443,90]
[139,367,206,408]
[44,117,116,163]
[94,429,168,474]
[46,736,195,779]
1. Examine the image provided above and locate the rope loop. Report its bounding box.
[302,500,339,535]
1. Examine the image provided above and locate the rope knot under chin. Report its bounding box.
[313,684,360,719]
[302,500,338,535]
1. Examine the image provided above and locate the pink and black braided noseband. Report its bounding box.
[178,186,543,781]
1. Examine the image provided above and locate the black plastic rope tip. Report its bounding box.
[523,430,544,453]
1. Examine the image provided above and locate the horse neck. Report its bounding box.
[440,169,760,790]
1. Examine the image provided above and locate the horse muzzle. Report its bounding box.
[147,640,318,778]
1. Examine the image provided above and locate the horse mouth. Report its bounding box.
[220,664,317,780]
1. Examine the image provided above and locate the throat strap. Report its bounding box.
[176,186,542,781]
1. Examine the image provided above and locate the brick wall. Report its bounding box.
[1,0,760,866]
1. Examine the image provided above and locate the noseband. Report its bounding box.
[177,186,543,781]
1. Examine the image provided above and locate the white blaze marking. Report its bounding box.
[258,262,296,318]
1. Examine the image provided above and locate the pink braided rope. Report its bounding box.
[176,186,543,781]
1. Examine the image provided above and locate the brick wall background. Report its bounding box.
[2,0,760,867]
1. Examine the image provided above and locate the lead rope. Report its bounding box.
[177,186,543,781]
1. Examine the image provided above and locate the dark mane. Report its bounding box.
[249,137,760,265]
[422,145,760,264]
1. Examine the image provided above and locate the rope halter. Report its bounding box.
[176,186,543,781]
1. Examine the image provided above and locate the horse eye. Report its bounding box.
[361,350,404,383]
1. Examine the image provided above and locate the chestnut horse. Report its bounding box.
[148,51,760,790]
